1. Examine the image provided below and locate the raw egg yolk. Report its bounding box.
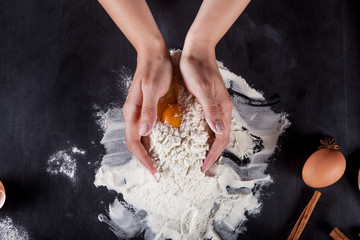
[161,104,183,128]
[157,77,179,120]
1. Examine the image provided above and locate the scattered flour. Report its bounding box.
[114,66,133,89]
[94,104,107,132]
[94,50,290,239]
[72,147,85,155]
[47,146,85,183]
[0,216,29,240]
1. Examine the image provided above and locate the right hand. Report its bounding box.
[123,48,173,174]
[180,40,233,173]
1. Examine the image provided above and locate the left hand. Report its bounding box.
[180,40,233,173]
[123,47,173,175]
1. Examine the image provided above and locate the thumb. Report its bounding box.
[139,91,158,136]
[199,97,225,135]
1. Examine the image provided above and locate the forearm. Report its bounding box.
[180,0,248,171]
[99,0,167,54]
[184,0,250,51]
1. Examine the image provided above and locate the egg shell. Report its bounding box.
[0,181,5,209]
[302,148,346,188]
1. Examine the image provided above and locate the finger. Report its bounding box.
[127,139,157,175]
[202,96,233,172]
[123,104,157,175]
[138,89,159,136]
[218,94,233,130]
[201,133,229,173]
[197,94,225,135]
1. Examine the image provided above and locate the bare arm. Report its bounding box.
[99,0,166,52]
[184,0,250,48]
[181,0,250,172]
[99,0,173,174]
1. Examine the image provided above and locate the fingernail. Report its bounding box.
[148,163,157,175]
[201,162,208,173]
[215,122,225,134]
[148,168,156,175]
[139,123,149,136]
[205,117,217,133]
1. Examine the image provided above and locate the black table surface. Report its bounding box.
[0,0,359,239]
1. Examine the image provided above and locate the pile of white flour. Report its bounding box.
[143,82,213,179]
[95,50,290,239]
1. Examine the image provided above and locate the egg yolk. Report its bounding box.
[157,77,179,120]
[161,104,183,128]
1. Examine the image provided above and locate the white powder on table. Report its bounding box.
[0,216,29,240]
[71,146,85,154]
[46,146,85,183]
[95,50,290,239]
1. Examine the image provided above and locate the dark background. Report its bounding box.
[0,0,359,239]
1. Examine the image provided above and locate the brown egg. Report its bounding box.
[302,148,346,188]
[0,181,5,209]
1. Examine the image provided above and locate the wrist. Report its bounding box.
[135,37,169,58]
[182,36,216,60]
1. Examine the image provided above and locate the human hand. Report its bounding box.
[180,40,233,173]
[123,47,173,175]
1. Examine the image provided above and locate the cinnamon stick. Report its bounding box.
[329,227,350,240]
[287,203,307,239]
[288,191,321,240]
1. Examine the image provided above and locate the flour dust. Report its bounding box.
[0,216,29,240]
[46,146,86,183]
